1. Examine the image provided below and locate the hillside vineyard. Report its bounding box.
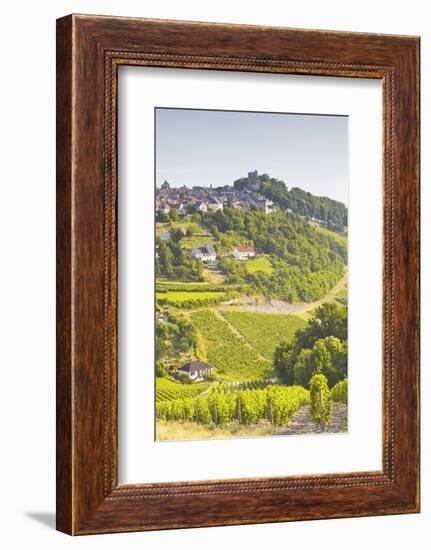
[155,172,348,440]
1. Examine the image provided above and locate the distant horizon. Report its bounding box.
[155,107,349,205]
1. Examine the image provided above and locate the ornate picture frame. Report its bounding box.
[56,14,420,534]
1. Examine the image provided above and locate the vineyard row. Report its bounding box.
[156,385,310,426]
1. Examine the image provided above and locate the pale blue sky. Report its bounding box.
[155,108,348,205]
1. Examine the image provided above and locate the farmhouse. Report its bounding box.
[179,360,212,381]
[233,246,256,260]
[190,244,217,262]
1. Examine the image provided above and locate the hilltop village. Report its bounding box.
[156,170,277,216]
[155,170,347,282]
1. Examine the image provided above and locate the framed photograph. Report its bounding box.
[56,14,420,535]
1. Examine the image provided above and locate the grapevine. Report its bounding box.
[190,310,271,380]
[156,385,310,427]
[309,373,332,425]
[331,378,348,404]
[155,378,210,402]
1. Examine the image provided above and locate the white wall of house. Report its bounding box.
[181,368,211,380]
[191,251,216,262]
[233,247,255,260]
[208,202,223,211]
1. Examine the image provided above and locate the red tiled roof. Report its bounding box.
[169,364,180,370]
[236,246,255,253]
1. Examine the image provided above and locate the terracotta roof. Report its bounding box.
[236,246,255,253]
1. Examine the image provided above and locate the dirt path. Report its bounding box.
[213,309,245,339]
[212,310,271,364]
[219,271,348,315]
[276,402,348,435]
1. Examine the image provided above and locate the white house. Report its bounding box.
[160,231,170,241]
[158,202,171,214]
[190,244,217,262]
[207,199,223,211]
[178,203,188,215]
[256,198,275,214]
[232,246,256,260]
[195,201,208,213]
[179,360,212,381]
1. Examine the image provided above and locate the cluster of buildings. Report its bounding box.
[189,244,255,263]
[157,230,256,263]
[155,171,276,216]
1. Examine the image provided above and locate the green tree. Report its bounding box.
[320,336,347,386]
[155,313,198,362]
[158,211,169,223]
[195,259,203,280]
[157,241,174,276]
[155,361,169,377]
[273,304,347,386]
[169,208,179,221]
[273,341,294,384]
[311,339,331,373]
[170,227,184,242]
[293,348,313,387]
[295,303,347,350]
